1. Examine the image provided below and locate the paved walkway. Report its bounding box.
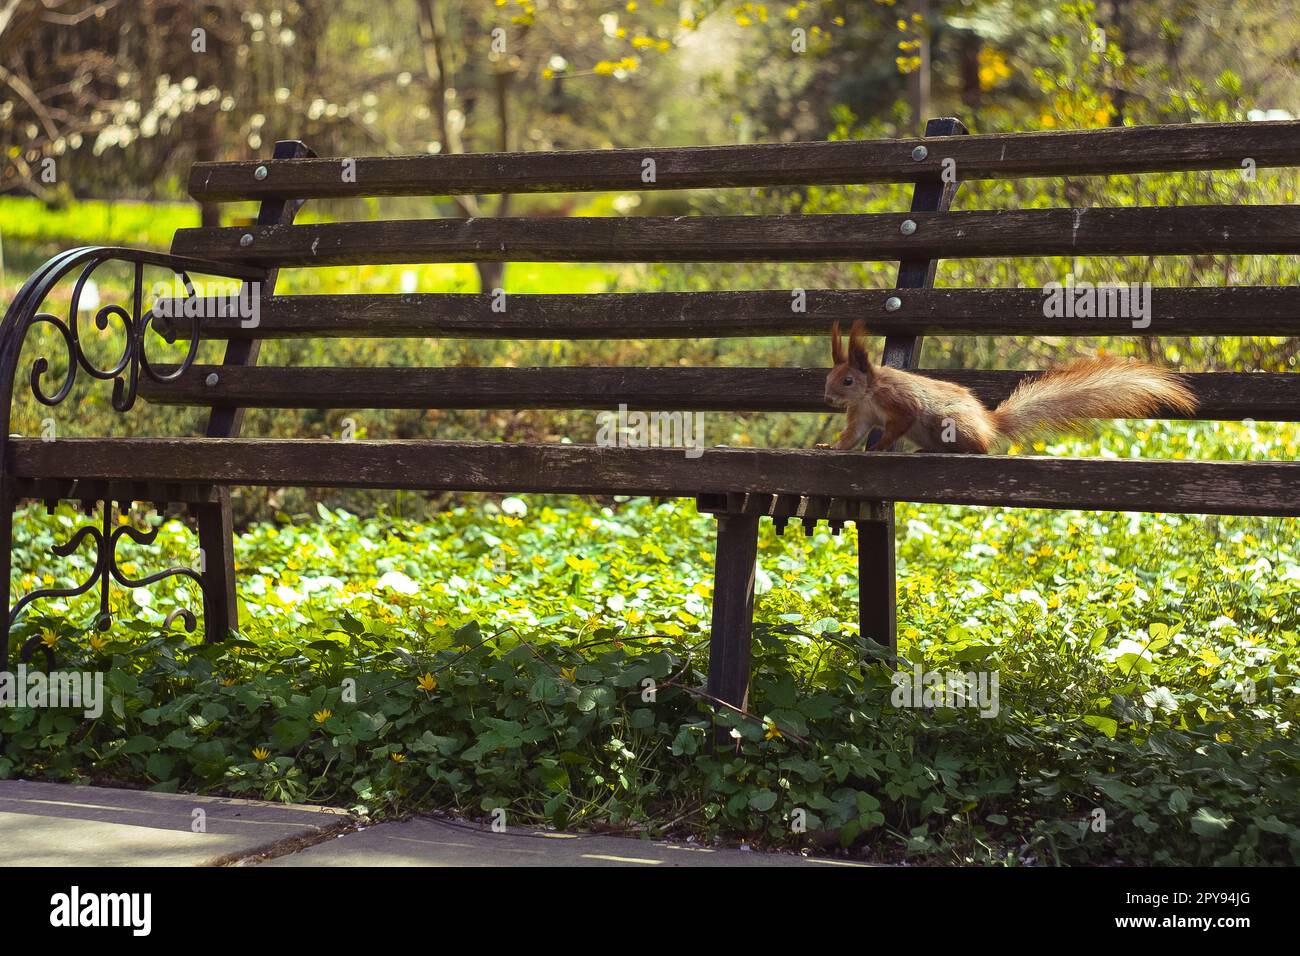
[0,779,349,866]
[0,780,863,867]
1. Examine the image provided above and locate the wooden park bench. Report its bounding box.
[4,118,1299,723]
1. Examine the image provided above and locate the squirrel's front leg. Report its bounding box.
[831,406,873,450]
[866,415,915,452]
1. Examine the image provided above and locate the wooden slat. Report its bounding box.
[149,287,1300,341]
[187,120,1300,201]
[169,206,1300,267]
[138,366,1299,421]
[10,438,1300,517]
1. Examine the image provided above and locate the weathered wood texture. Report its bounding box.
[138,366,1299,421]
[11,439,1300,516]
[150,286,1300,341]
[706,513,760,725]
[857,518,897,647]
[187,120,1300,201]
[170,206,1300,266]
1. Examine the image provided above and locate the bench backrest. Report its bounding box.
[149,120,1300,430]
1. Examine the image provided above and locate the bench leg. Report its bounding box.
[706,513,760,742]
[196,490,238,642]
[856,509,897,661]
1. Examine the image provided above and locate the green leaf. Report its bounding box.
[336,611,366,636]
[537,761,570,792]
[671,724,700,756]
[1190,807,1233,836]
[269,719,310,749]
[1255,815,1290,835]
[146,753,176,779]
[453,621,482,645]
[766,674,798,709]
[122,734,157,754]
[1083,715,1118,738]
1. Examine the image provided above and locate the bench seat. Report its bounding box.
[11,438,1300,517]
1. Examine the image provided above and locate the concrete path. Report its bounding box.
[0,780,862,867]
[0,779,349,867]
[266,816,860,867]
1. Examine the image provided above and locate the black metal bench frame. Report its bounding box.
[4,118,1299,724]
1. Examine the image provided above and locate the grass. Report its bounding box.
[0,194,626,299]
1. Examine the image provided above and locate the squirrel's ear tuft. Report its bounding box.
[848,320,872,372]
[830,322,845,364]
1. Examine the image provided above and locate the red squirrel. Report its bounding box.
[823,320,1197,453]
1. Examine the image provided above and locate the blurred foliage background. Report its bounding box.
[2,0,1298,519]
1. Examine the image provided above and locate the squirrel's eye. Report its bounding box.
[843,375,854,386]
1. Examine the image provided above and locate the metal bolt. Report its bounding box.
[254,165,268,180]
[911,145,928,161]
[885,296,902,312]
[900,219,917,236]
[205,373,219,387]
[239,233,254,247]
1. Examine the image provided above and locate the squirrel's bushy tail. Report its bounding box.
[991,356,1197,443]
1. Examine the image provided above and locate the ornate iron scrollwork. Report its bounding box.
[0,246,262,422]
[0,247,265,670]
[27,256,203,413]
[8,503,203,668]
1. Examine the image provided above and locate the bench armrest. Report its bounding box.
[0,246,266,452]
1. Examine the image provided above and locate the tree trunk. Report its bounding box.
[1109,0,1128,126]
[959,28,981,109]
[476,261,504,293]
[908,0,932,133]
